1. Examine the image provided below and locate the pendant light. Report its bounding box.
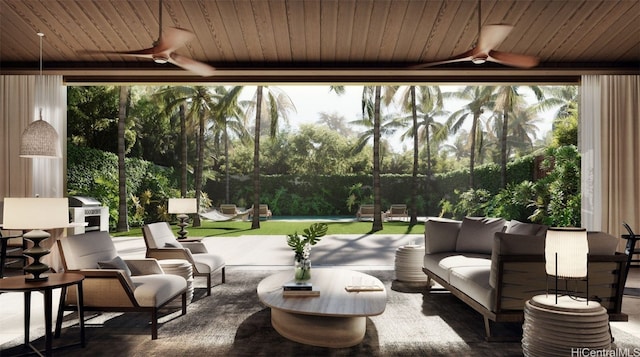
[20,32,60,158]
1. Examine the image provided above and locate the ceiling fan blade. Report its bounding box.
[169,53,216,77]
[77,48,156,59]
[476,25,513,53]
[489,50,539,68]
[410,49,475,69]
[155,27,194,53]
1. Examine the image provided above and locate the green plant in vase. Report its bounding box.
[286,222,328,281]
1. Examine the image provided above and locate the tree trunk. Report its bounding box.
[224,119,230,203]
[193,113,205,227]
[180,103,187,197]
[116,85,129,232]
[469,113,479,189]
[372,86,383,232]
[252,86,263,229]
[500,110,508,188]
[409,86,418,225]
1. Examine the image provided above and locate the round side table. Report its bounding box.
[522,295,611,357]
[159,259,194,304]
[394,245,429,283]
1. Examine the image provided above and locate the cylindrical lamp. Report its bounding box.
[545,227,589,279]
[2,197,69,281]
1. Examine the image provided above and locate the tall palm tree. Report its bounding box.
[210,86,247,203]
[492,86,543,188]
[116,85,130,232]
[244,85,295,229]
[361,86,385,232]
[393,86,445,224]
[446,86,495,189]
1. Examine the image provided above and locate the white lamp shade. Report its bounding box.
[20,119,60,158]
[2,197,69,229]
[168,198,198,214]
[545,227,589,278]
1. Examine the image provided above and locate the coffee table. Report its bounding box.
[257,268,386,348]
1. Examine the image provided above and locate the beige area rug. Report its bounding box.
[2,269,638,357]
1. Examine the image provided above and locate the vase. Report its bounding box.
[294,257,311,281]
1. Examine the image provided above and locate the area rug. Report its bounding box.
[2,270,638,357]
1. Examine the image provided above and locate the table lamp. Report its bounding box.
[2,197,69,282]
[168,198,197,239]
[545,227,589,304]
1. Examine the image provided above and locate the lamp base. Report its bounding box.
[23,229,51,282]
[176,214,189,240]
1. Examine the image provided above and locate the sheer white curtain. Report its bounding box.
[0,75,65,199]
[32,75,66,198]
[581,75,640,251]
[580,75,601,231]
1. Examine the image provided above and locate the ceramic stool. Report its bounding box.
[159,259,194,305]
[522,294,611,357]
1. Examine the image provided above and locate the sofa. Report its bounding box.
[422,217,628,341]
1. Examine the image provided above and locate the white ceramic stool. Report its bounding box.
[522,295,611,357]
[159,259,194,304]
[394,245,429,283]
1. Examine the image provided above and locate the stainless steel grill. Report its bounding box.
[68,196,109,235]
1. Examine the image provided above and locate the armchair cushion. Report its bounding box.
[165,242,180,248]
[98,256,132,276]
[192,253,226,274]
[131,274,188,307]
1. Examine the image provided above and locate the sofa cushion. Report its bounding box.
[505,220,548,236]
[423,252,490,283]
[449,266,494,311]
[456,217,506,254]
[424,218,461,254]
[587,231,618,255]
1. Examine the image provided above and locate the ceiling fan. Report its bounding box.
[413,1,539,69]
[80,0,215,76]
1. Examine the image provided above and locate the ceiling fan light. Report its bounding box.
[153,55,169,64]
[471,57,487,65]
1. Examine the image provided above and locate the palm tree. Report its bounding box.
[492,86,543,188]
[361,86,385,232]
[116,85,130,232]
[392,86,445,224]
[244,86,295,229]
[210,86,247,203]
[446,86,495,189]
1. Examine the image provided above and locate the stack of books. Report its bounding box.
[282,282,320,297]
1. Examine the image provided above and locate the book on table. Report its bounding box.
[283,281,313,291]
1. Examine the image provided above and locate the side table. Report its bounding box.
[522,295,611,357]
[158,259,194,304]
[0,273,85,357]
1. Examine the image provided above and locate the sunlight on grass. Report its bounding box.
[112,219,425,237]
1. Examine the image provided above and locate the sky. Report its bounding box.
[240,85,556,153]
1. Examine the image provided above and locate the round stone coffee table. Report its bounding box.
[257,268,387,348]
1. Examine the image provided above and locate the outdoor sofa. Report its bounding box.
[422,217,628,341]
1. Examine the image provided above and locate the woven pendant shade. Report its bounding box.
[20,113,59,158]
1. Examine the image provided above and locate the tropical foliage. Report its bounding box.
[67,84,579,229]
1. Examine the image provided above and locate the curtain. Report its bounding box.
[600,75,640,253]
[0,76,34,198]
[580,75,602,231]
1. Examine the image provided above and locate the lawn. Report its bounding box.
[112,219,425,237]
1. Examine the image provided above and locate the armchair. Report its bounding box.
[142,222,226,296]
[56,231,187,340]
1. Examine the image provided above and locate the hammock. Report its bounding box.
[199,209,250,222]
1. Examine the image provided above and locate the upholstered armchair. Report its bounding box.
[142,222,226,296]
[57,231,187,340]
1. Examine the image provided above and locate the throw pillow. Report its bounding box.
[505,220,548,236]
[97,256,132,277]
[455,217,506,254]
[165,242,180,248]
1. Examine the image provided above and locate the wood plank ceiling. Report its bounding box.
[1,0,638,83]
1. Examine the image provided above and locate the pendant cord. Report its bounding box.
[37,32,44,121]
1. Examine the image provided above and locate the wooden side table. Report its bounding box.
[0,273,85,357]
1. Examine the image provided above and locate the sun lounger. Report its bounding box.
[386,204,409,221]
[248,204,272,220]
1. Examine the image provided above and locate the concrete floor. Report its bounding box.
[1,234,639,348]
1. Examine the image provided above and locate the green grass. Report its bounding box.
[112,219,425,237]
